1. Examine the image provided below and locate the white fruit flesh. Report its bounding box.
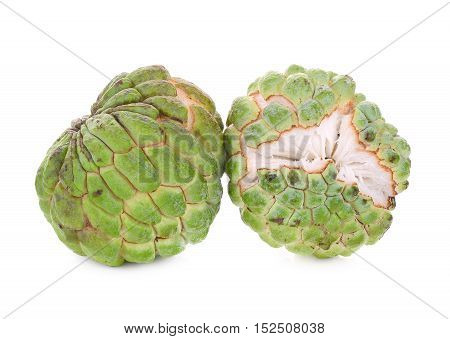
[240,96,394,208]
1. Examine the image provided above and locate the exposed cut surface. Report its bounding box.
[241,102,394,208]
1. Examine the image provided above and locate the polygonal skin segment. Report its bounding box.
[35,65,224,266]
[224,65,411,258]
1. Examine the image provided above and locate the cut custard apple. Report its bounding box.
[36,65,224,266]
[225,65,410,258]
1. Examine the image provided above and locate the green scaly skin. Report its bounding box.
[225,65,411,258]
[36,65,224,266]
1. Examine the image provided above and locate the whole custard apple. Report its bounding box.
[225,65,410,258]
[36,65,224,266]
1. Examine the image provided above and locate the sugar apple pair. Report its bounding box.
[35,65,411,266]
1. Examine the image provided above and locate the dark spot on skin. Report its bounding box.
[270,218,284,224]
[52,148,63,156]
[137,115,148,122]
[389,154,400,163]
[58,224,63,229]
[266,173,277,182]
[93,189,103,197]
[292,219,301,226]
[351,186,359,196]
[287,171,299,185]
[361,199,368,205]
[364,131,375,142]
[330,171,337,180]
[388,197,396,209]
[337,133,340,138]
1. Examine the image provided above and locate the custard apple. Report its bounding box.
[225,65,410,258]
[36,65,224,266]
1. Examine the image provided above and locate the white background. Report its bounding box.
[0,0,449,337]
